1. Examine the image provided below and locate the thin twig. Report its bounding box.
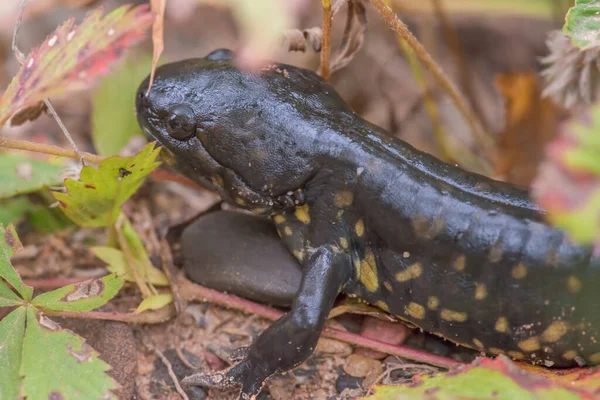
[153,346,190,400]
[369,0,495,162]
[319,0,333,80]
[430,0,487,132]
[11,0,86,166]
[0,137,106,164]
[43,306,175,323]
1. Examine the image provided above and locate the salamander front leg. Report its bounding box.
[181,246,352,399]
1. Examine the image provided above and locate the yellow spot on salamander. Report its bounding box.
[406,302,425,319]
[488,242,504,263]
[384,281,393,292]
[474,283,487,300]
[567,276,582,293]
[294,204,311,224]
[292,249,305,262]
[511,263,528,280]
[336,210,344,221]
[375,301,389,312]
[517,336,540,352]
[359,249,378,292]
[541,321,569,343]
[235,197,246,206]
[440,309,468,322]
[339,237,349,249]
[284,226,293,236]
[334,190,354,208]
[562,350,578,360]
[411,215,445,240]
[427,296,439,310]
[589,353,600,363]
[488,347,504,355]
[395,263,423,282]
[495,317,509,333]
[355,219,365,237]
[211,175,224,187]
[453,255,466,271]
[508,351,525,360]
[273,215,286,224]
[473,338,484,349]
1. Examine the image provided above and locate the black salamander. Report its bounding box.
[136,49,600,399]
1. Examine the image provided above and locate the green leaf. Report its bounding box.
[564,0,600,49]
[135,293,173,313]
[361,356,595,400]
[0,307,26,400]
[0,154,63,199]
[91,246,168,286]
[92,53,154,156]
[0,197,35,226]
[0,4,153,127]
[21,307,118,399]
[0,279,23,307]
[53,142,161,227]
[0,223,33,301]
[32,273,124,312]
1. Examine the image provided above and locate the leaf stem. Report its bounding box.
[369,0,496,161]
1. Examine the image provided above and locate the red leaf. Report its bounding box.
[0,4,153,126]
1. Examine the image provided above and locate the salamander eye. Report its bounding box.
[166,104,196,140]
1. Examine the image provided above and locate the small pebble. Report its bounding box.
[355,316,410,359]
[335,372,363,393]
[343,354,384,378]
[316,338,353,356]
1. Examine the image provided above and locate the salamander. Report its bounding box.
[136,48,600,399]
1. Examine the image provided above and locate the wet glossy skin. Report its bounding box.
[136,49,600,398]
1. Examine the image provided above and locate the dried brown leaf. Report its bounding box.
[146,0,166,94]
[330,0,367,74]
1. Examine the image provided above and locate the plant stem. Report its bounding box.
[320,0,333,80]
[369,0,496,161]
[0,137,105,164]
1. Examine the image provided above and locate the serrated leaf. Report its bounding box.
[0,4,153,126]
[0,153,64,199]
[31,273,123,312]
[0,224,33,301]
[91,246,168,286]
[21,307,118,399]
[92,53,154,156]
[564,0,600,49]
[532,105,600,249]
[135,292,172,313]
[0,307,26,400]
[361,356,599,400]
[53,142,161,227]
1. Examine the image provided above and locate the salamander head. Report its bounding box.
[135,49,335,212]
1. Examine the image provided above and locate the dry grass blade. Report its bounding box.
[146,0,166,94]
[369,0,495,163]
